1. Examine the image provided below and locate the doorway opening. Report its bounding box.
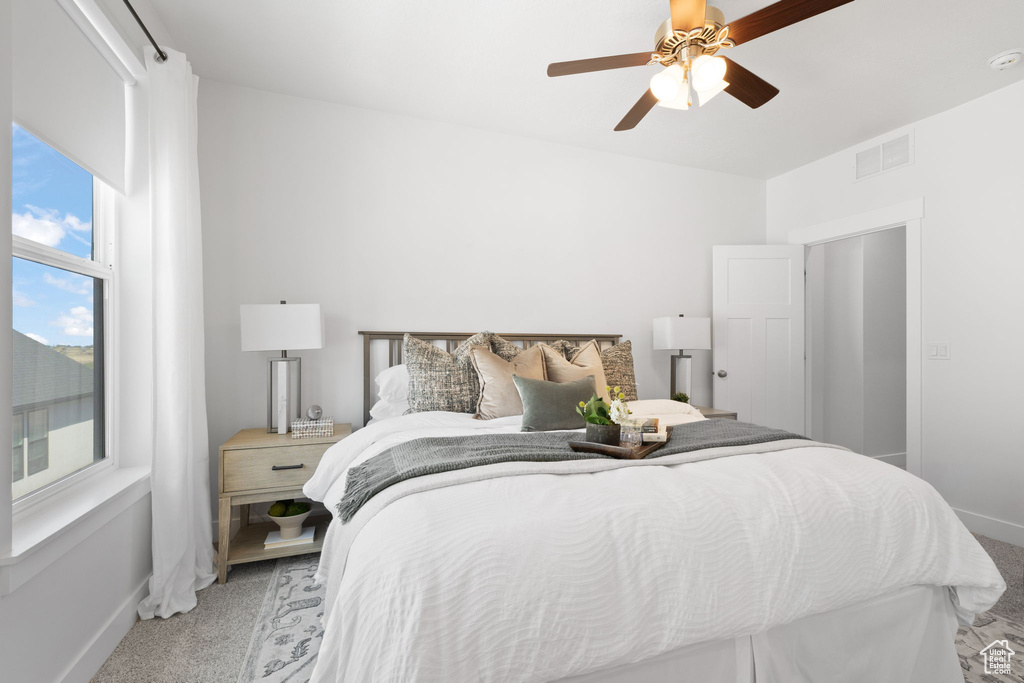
[805,226,907,467]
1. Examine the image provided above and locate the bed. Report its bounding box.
[303,331,1006,682]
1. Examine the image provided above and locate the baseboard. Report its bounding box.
[954,508,1024,548]
[58,574,150,683]
[871,452,907,469]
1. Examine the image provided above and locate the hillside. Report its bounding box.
[53,345,94,368]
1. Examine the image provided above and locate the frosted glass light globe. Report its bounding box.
[650,64,686,102]
[691,55,727,92]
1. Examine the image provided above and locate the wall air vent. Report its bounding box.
[856,147,881,179]
[854,132,914,181]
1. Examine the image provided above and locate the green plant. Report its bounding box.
[672,392,690,403]
[577,386,631,425]
[577,395,613,425]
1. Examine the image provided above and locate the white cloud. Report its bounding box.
[51,305,94,337]
[13,210,63,247]
[12,289,34,307]
[11,205,91,249]
[43,272,90,296]
[25,333,49,345]
[63,214,91,232]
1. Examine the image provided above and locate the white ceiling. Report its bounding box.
[146,0,1024,179]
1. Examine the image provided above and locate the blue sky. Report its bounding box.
[11,124,96,347]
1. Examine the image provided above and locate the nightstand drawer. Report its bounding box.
[222,444,325,492]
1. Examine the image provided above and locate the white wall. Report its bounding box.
[198,80,766,509]
[0,496,152,683]
[767,79,1024,545]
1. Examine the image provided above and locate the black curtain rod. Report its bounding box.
[121,0,167,63]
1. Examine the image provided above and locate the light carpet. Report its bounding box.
[96,536,1024,682]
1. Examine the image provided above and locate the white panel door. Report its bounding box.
[712,245,805,433]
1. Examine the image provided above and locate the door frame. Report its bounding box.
[786,198,923,477]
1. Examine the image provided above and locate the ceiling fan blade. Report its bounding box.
[547,52,652,77]
[614,89,659,131]
[727,0,855,46]
[722,57,780,108]
[670,0,707,31]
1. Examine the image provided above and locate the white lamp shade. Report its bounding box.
[240,304,325,352]
[653,316,711,350]
[695,80,729,106]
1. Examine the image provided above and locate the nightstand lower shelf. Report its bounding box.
[220,515,331,566]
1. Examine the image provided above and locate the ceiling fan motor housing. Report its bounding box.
[654,5,729,65]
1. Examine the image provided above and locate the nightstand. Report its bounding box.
[217,424,351,583]
[695,405,738,420]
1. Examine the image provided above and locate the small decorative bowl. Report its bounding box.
[268,511,312,540]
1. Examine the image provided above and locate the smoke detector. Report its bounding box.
[988,49,1023,71]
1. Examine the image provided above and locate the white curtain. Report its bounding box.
[137,47,216,619]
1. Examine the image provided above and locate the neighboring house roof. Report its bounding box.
[12,330,94,409]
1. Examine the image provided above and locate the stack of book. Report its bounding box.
[264,527,315,549]
[640,418,668,443]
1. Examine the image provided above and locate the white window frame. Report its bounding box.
[11,175,116,516]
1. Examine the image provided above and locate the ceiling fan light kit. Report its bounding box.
[547,0,856,130]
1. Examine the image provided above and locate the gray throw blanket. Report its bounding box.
[337,420,808,523]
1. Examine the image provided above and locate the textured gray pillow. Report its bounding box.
[513,375,596,432]
[404,332,520,413]
[404,332,488,413]
[600,341,638,402]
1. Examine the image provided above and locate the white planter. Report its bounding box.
[269,511,312,540]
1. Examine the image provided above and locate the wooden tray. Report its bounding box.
[568,426,673,460]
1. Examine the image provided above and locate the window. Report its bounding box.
[11,124,109,501]
[12,415,23,482]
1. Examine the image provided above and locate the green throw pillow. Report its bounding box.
[513,375,596,432]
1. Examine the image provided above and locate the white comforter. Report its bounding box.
[303,406,1005,683]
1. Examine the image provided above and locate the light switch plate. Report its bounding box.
[928,342,951,360]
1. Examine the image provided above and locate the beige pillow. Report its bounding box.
[470,344,547,420]
[540,341,611,402]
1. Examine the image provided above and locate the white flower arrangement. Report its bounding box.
[609,397,631,425]
[576,385,632,426]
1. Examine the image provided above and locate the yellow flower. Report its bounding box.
[613,386,621,393]
[617,393,626,400]
[579,401,586,408]
[605,386,611,393]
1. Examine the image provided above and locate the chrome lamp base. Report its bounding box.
[267,355,302,433]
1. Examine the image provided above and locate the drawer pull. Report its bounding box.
[271,464,304,471]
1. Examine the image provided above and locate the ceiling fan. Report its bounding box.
[547,0,855,131]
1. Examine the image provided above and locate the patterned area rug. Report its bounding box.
[239,556,1023,682]
[958,610,1024,682]
[238,555,326,683]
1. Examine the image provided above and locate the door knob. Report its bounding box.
[717,370,728,378]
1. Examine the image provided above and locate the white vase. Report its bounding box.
[269,511,311,540]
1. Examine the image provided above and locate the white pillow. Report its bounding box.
[369,397,411,421]
[627,399,703,417]
[376,363,410,402]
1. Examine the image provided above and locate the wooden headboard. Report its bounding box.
[358,331,622,426]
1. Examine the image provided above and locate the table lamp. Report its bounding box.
[653,315,711,400]
[240,301,324,433]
